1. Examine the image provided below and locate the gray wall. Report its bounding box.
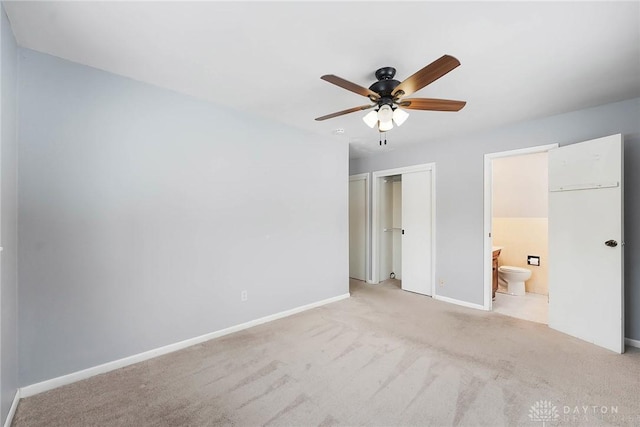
[0,5,19,423]
[18,49,349,386]
[350,98,640,340]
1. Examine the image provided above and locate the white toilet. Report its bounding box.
[498,266,532,296]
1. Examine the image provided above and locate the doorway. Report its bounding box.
[484,135,625,353]
[490,151,551,324]
[484,144,557,314]
[372,163,436,296]
[378,174,402,285]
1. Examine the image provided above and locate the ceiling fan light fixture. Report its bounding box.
[392,108,409,126]
[378,120,393,132]
[362,110,378,128]
[377,104,393,122]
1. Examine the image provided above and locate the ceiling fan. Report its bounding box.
[315,55,466,132]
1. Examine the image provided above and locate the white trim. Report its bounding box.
[349,173,371,282]
[434,295,485,311]
[431,165,437,298]
[625,337,640,349]
[483,143,558,311]
[371,163,436,297]
[3,389,20,427]
[20,293,350,398]
[373,163,434,177]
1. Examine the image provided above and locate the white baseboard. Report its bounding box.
[20,293,350,398]
[434,294,485,311]
[625,337,640,349]
[3,389,20,427]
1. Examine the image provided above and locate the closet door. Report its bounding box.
[401,170,432,295]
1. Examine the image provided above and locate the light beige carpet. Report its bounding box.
[13,279,640,426]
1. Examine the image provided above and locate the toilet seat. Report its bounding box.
[498,265,530,273]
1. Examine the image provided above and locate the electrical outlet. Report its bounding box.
[439,279,445,287]
[241,290,248,302]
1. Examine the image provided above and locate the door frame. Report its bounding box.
[372,163,436,296]
[483,143,558,310]
[349,173,371,282]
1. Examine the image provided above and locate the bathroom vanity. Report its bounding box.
[492,247,502,299]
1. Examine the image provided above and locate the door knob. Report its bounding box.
[605,240,618,247]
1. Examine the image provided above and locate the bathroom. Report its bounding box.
[492,151,549,323]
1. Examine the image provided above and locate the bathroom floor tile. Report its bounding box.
[493,291,548,324]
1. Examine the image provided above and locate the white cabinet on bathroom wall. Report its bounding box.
[548,134,624,354]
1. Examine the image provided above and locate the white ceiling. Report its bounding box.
[4,1,640,159]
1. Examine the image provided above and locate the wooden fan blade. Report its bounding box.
[315,104,375,121]
[398,98,466,112]
[321,75,380,100]
[392,55,461,97]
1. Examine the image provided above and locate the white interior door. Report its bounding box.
[349,178,366,280]
[401,170,432,295]
[548,134,624,353]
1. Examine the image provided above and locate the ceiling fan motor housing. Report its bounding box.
[369,67,400,97]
